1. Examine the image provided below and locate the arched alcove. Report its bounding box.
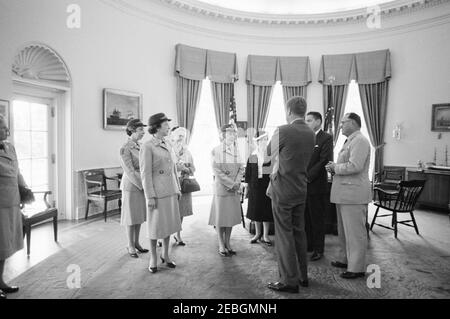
[12,44,71,87]
[11,43,73,220]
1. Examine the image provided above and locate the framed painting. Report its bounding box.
[103,89,143,130]
[432,104,450,132]
[0,99,10,127]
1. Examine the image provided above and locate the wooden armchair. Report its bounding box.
[84,169,122,222]
[21,191,58,256]
[371,180,425,238]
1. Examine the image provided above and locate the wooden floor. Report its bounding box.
[4,195,450,299]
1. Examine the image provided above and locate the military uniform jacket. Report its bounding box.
[0,141,26,208]
[211,143,244,197]
[119,139,143,192]
[140,136,181,200]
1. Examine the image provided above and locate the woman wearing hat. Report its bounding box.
[119,119,149,258]
[209,124,244,257]
[170,126,195,246]
[244,131,274,246]
[0,115,25,299]
[140,113,181,273]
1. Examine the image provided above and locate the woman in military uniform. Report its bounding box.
[0,115,26,299]
[119,119,149,258]
[170,126,196,246]
[244,131,274,246]
[140,113,181,273]
[208,124,244,257]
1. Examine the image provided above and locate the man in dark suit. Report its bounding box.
[305,112,333,261]
[266,96,315,293]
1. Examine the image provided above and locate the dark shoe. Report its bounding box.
[160,256,176,268]
[226,249,236,255]
[127,248,139,258]
[260,239,273,246]
[310,251,323,261]
[340,271,365,279]
[174,236,186,246]
[331,261,348,269]
[250,235,261,244]
[135,245,149,253]
[0,290,6,299]
[299,280,309,288]
[218,250,230,257]
[148,267,158,273]
[0,286,19,294]
[267,282,299,293]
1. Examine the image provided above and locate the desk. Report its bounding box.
[406,168,450,214]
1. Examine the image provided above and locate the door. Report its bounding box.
[11,97,56,207]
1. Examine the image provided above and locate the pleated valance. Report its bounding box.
[246,55,312,86]
[175,44,238,83]
[278,56,312,86]
[318,53,356,85]
[354,50,391,84]
[206,49,239,83]
[318,49,391,85]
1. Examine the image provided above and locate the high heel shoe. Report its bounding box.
[160,256,176,268]
[174,236,186,246]
[250,235,262,244]
[148,266,158,273]
[127,247,139,258]
[135,245,149,253]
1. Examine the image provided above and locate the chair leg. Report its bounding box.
[410,211,420,235]
[118,199,122,209]
[104,200,108,222]
[53,216,58,242]
[85,200,90,220]
[25,226,31,256]
[370,207,380,230]
[393,211,398,238]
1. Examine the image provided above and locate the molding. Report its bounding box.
[157,0,450,25]
[100,0,450,44]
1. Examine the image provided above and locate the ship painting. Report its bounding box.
[104,89,143,130]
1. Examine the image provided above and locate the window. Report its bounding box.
[334,80,375,179]
[265,83,285,138]
[12,100,52,191]
[189,80,220,195]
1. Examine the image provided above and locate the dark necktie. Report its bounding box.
[0,142,5,151]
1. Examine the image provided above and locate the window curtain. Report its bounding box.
[322,84,349,144]
[176,76,202,139]
[247,84,274,131]
[359,81,389,174]
[318,53,355,143]
[356,50,391,174]
[175,44,238,138]
[279,56,311,109]
[207,49,239,129]
[282,86,307,107]
[211,82,234,129]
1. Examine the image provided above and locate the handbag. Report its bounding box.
[181,176,200,194]
[19,185,35,205]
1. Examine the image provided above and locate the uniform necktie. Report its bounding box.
[0,142,5,151]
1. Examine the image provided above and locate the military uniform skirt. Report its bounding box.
[120,190,146,226]
[147,195,182,240]
[179,193,193,218]
[208,195,241,227]
[0,206,24,260]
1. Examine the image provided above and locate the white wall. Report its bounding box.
[1,0,450,216]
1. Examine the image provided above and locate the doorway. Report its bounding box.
[11,96,56,208]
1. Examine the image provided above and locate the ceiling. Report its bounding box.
[192,0,397,15]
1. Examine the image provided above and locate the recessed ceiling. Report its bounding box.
[193,0,397,14]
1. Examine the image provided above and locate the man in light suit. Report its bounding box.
[266,96,315,293]
[326,113,371,279]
